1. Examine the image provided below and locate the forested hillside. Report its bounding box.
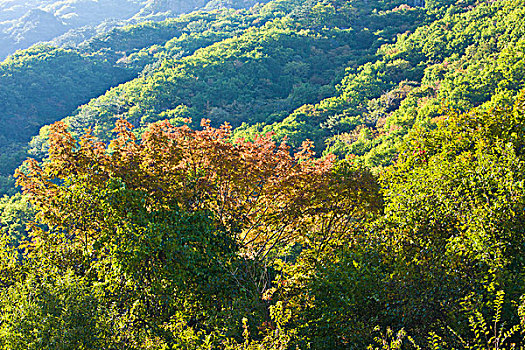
[34,0,429,150]
[3,0,525,348]
[0,6,276,195]
[0,0,424,195]
[0,0,270,59]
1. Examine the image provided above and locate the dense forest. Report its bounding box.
[2,0,525,348]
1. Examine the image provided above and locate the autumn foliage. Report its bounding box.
[16,118,381,258]
[4,118,384,348]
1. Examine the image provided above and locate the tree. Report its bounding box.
[378,92,525,343]
[9,118,381,347]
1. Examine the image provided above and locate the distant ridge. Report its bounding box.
[0,0,270,60]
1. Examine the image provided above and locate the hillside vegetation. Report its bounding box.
[3,0,525,348]
[0,6,277,195]
[40,0,428,148]
[0,0,270,59]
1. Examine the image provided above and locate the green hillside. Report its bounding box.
[0,0,271,59]
[49,0,427,145]
[3,0,525,348]
[0,6,278,195]
[317,0,525,167]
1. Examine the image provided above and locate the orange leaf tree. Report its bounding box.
[17,118,381,260]
[13,118,382,346]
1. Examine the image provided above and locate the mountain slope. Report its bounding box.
[0,6,276,195]
[51,0,427,146]
[8,0,525,194]
[0,0,271,60]
[312,0,525,166]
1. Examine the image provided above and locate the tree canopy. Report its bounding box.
[3,0,525,348]
[2,118,380,348]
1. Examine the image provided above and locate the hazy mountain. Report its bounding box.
[0,0,269,59]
